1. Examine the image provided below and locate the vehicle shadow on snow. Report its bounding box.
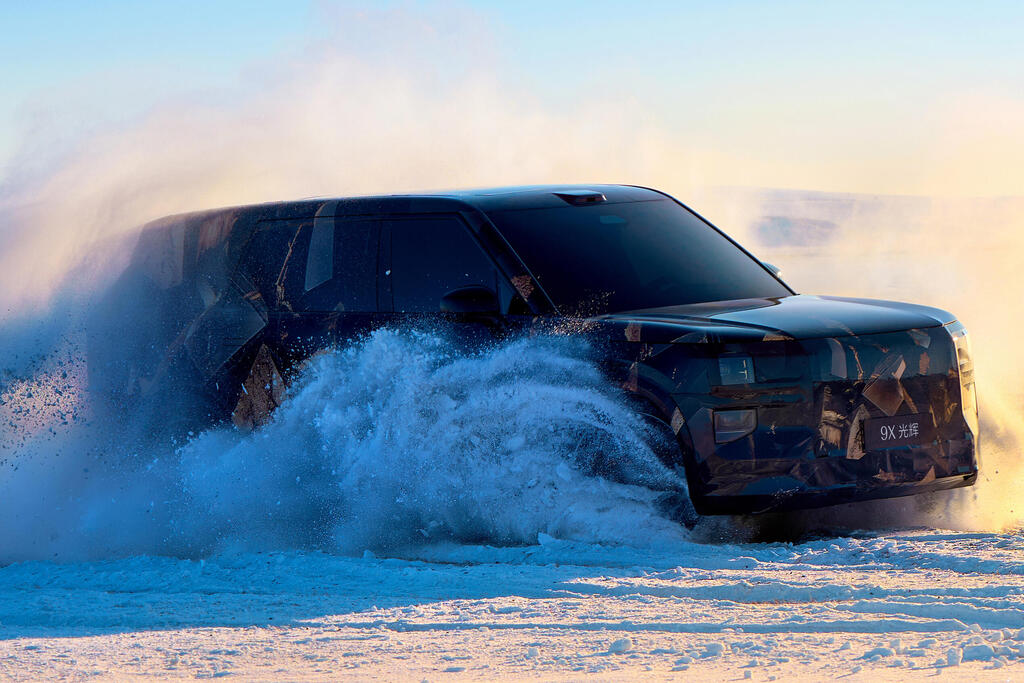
[0,490,984,642]
[0,544,744,641]
[734,487,975,544]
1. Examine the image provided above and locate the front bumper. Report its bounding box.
[665,326,979,515]
[692,456,977,515]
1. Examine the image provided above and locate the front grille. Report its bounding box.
[807,327,965,462]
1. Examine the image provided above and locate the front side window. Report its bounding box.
[488,199,790,315]
[302,218,378,312]
[388,216,498,312]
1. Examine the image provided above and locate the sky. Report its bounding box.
[1,0,1022,197]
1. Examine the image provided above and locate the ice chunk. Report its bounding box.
[962,644,995,662]
[702,642,725,658]
[608,638,633,654]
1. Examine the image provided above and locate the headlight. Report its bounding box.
[946,321,979,439]
[718,355,755,385]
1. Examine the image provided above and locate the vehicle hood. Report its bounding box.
[593,294,956,343]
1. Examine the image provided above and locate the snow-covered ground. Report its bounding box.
[3,530,1024,679]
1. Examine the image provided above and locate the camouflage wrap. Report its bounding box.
[91,186,979,515]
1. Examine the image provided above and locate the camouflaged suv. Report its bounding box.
[90,185,979,515]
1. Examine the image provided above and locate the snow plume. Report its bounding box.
[0,5,689,323]
[0,5,690,563]
[0,330,689,563]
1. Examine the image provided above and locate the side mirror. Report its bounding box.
[439,285,500,315]
[761,261,782,278]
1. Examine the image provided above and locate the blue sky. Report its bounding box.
[0,2,308,158]
[2,1,1022,195]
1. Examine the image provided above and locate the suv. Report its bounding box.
[89,185,979,515]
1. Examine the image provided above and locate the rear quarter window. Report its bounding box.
[237,219,312,310]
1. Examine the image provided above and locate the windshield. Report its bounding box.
[488,198,791,315]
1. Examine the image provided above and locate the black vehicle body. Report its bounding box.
[90,185,979,515]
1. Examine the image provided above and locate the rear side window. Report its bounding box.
[387,216,497,312]
[238,217,379,312]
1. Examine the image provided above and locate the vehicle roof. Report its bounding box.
[349,184,667,212]
[152,184,670,226]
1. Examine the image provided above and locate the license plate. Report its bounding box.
[864,413,933,450]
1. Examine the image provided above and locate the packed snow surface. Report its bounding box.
[3,531,1024,679]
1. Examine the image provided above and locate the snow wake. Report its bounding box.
[0,330,690,563]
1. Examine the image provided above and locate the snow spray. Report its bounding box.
[0,17,701,562]
[0,329,690,563]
